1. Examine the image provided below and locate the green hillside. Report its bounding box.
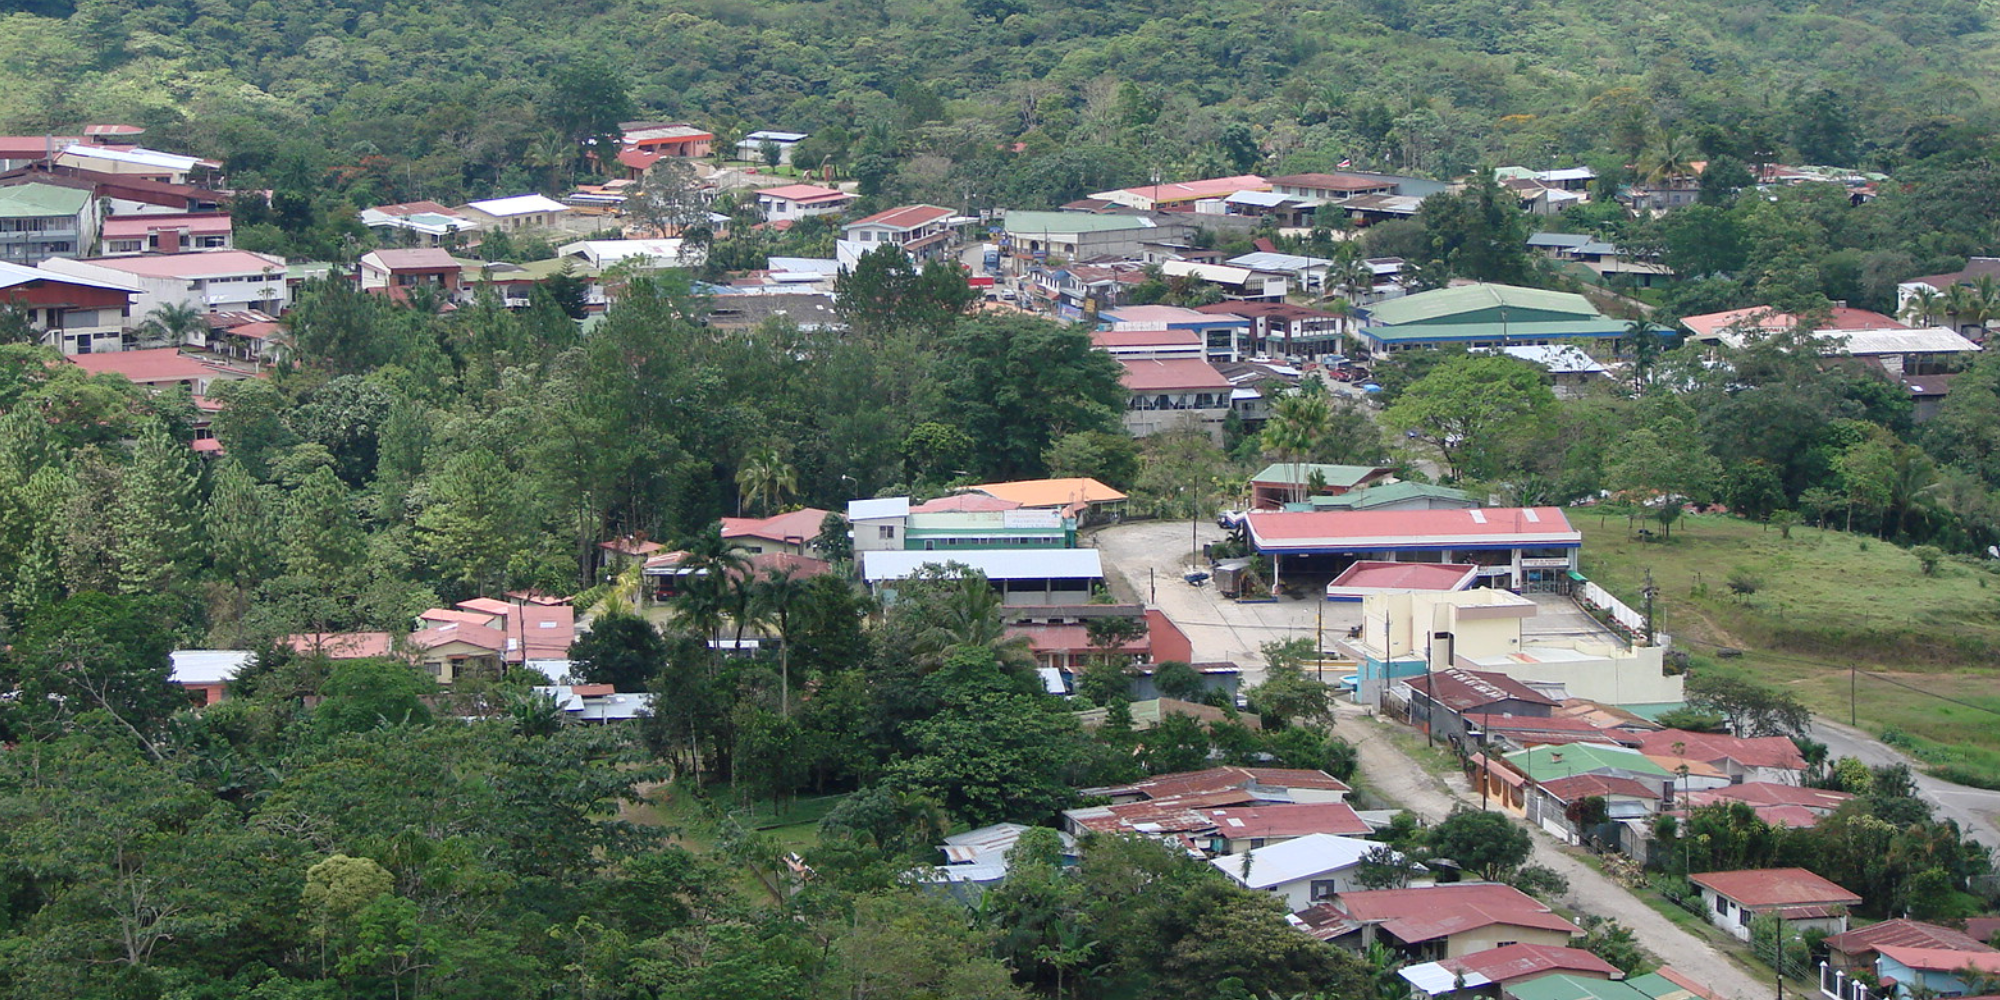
[0,0,1992,210]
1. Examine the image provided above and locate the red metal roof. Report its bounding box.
[1877,947,2000,974]
[420,608,500,627]
[719,507,829,545]
[1683,782,1851,812]
[1008,623,1149,656]
[1636,729,1806,771]
[71,250,284,279]
[910,494,1020,513]
[67,348,223,384]
[284,632,396,660]
[1688,868,1859,908]
[1536,773,1663,802]
[1092,329,1203,348]
[1203,801,1371,838]
[1246,506,1579,549]
[409,622,507,651]
[1331,561,1476,591]
[1120,357,1231,392]
[1446,943,1623,984]
[369,200,459,217]
[847,204,952,231]
[1824,919,1994,957]
[1409,667,1559,712]
[100,213,233,238]
[1268,172,1395,192]
[1331,883,1581,944]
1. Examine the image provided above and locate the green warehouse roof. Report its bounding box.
[1365,282,1602,326]
[1306,482,1476,510]
[1250,463,1391,488]
[1504,743,1671,783]
[0,182,91,218]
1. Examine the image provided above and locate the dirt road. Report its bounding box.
[1340,706,1777,1000]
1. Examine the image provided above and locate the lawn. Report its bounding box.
[1573,512,2000,783]
[626,779,848,854]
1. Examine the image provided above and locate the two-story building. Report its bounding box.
[459,194,571,233]
[41,249,291,317]
[837,204,958,267]
[358,248,465,300]
[752,183,854,223]
[619,122,713,159]
[99,212,232,255]
[1101,305,1252,363]
[0,260,135,355]
[1000,211,1189,268]
[0,182,94,266]
[735,130,807,164]
[1119,357,1234,440]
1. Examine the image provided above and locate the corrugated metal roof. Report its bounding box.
[860,548,1103,582]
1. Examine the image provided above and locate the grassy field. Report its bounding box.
[1574,513,2000,783]
[624,780,848,854]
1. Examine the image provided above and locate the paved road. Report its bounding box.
[1340,706,1777,1000]
[1812,717,2000,849]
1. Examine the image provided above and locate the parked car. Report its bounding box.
[1216,509,1246,529]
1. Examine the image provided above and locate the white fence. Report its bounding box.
[1821,962,1873,1000]
[1574,579,1670,648]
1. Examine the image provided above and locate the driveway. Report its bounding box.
[1340,706,1779,1000]
[1090,522,1624,685]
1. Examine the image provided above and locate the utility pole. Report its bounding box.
[1850,662,1857,727]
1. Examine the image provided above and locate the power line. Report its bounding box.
[1672,634,2000,720]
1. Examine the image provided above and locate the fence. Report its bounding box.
[1820,963,1872,1000]
[1573,578,1670,648]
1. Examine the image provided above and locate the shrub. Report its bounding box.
[1726,566,1761,597]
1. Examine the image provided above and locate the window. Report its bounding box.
[877,526,895,540]
[1712,895,1728,914]
[1309,880,1339,901]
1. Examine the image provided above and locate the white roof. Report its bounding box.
[1209,833,1385,889]
[522,659,576,682]
[1227,251,1332,272]
[860,548,1104,583]
[767,256,840,276]
[61,144,209,171]
[1400,962,1495,996]
[1037,666,1069,695]
[169,650,255,686]
[1224,190,1297,208]
[1161,260,1283,286]
[1493,344,1610,375]
[0,259,138,293]
[1536,167,1596,182]
[466,194,570,217]
[744,130,808,143]
[533,685,655,721]
[558,239,691,267]
[1816,326,1980,356]
[847,496,910,521]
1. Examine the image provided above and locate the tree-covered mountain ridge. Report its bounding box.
[0,0,1990,204]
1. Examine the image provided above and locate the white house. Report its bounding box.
[459,194,571,232]
[752,184,855,223]
[557,239,701,269]
[837,204,957,268]
[1211,833,1418,910]
[736,130,808,164]
[848,496,913,554]
[0,260,136,355]
[1690,869,1859,943]
[40,249,290,321]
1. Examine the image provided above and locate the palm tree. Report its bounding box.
[751,566,806,716]
[1265,392,1333,505]
[734,445,798,516]
[134,302,207,350]
[1944,283,1985,338]
[1637,133,1697,186]
[1901,286,1945,328]
[669,526,750,659]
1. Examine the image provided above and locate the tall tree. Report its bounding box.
[111,419,200,597]
[1382,355,1556,481]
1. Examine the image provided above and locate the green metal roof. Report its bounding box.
[1504,743,1671,783]
[1507,975,1658,1000]
[1365,283,1602,326]
[1002,210,1156,235]
[1622,974,1696,1000]
[0,183,90,217]
[1251,463,1390,488]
